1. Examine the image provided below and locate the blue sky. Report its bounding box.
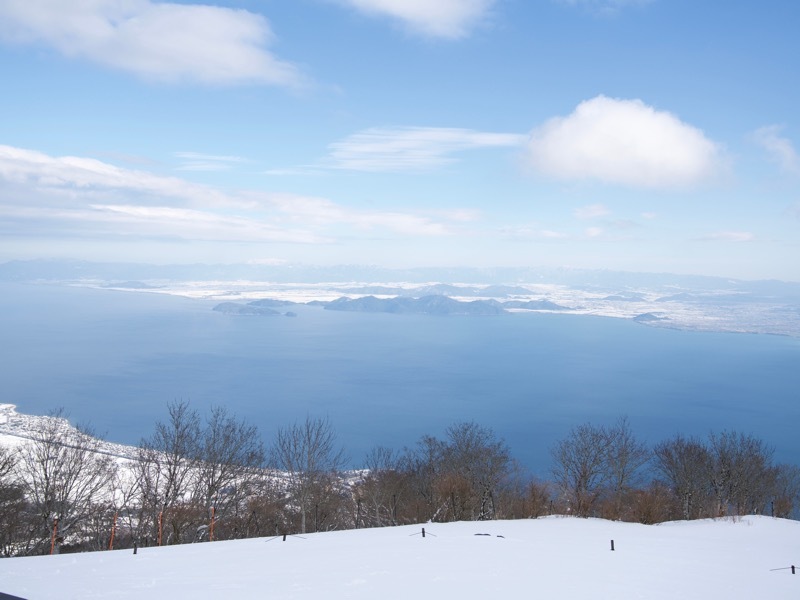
[0,0,798,280]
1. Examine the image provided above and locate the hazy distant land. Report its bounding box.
[2,259,799,336]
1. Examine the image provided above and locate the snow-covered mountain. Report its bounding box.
[0,404,137,459]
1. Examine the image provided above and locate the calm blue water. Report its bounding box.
[1,282,798,475]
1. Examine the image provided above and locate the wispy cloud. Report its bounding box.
[174,152,248,172]
[585,226,605,238]
[0,144,244,209]
[696,231,756,243]
[558,0,653,15]
[752,126,800,175]
[258,193,456,236]
[331,0,496,39]
[264,167,325,177]
[0,1,303,87]
[573,203,610,219]
[498,225,568,240]
[0,144,461,244]
[87,204,326,244]
[527,95,724,188]
[327,127,525,172]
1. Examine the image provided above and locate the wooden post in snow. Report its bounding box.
[49,518,59,555]
[158,511,163,546]
[209,507,216,542]
[109,512,118,550]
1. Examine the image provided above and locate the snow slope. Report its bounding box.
[0,516,797,599]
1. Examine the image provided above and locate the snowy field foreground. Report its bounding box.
[0,516,797,599]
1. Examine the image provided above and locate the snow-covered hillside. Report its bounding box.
[1,403,798,599]
[0,404,137,459]
[0,516,797,599]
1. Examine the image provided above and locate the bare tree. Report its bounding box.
[653,434,711,520]
[401,434,446,522]
[0,446,28,556]
[441,422,511,520]
[0,446,15,483]
[135,400,201,545]
[15,409,116,554]
[497,474,553,520]
[356,446,407,527]
[630,480,678,524]
[192,406,266,539]
[773,463,800,518]
[108,463,146,549]
[550,423,612,517]
[707,431,775,516]
[270,416,346,534]
[395,424,514,523]
[604,417,650,519]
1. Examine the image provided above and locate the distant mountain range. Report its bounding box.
[338,283,535,298]
[212,295,572,316]
[3,259,799,335]
[324,295,506,315]
[212,302,283,316]
[3,258,799,296]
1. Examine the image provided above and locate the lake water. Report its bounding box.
[1,282,798,476]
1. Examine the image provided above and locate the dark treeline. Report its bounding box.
[0,405,798,557]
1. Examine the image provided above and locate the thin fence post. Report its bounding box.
[209,507,215,542]
[109,512,118,550]
[49,518,59,555]
[422,527,426,538]
[792,565,796,575]
[610,540,615,551]
[158,511,163,546]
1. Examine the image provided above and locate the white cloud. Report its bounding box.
[328,127,525,172]
[0,0,302,86]
[697,231,756,243]
[498,225,568,240]
[527,96,723,188]
[752,126,800,175]
[540,229,568,239]
[0,144,242,209]
[260,192,454,236]
[333,0,496,39]
[174,152,248,172]
[585,226,604,238]
[0,144,459,244]
[87,204,326,243]
[436,208,482,222]
[573,203,610,219]
[353,212,452,235]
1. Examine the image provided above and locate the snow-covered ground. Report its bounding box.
[0,515,797,599]
[2,406,799,598]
